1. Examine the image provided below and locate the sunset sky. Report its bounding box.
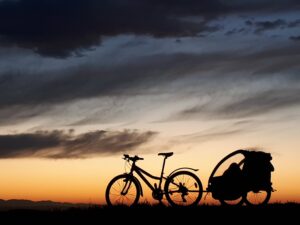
[0,0,300,204]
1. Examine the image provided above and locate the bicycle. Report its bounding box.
[105,152,203,206]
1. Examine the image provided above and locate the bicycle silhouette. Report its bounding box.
[106,150,274,206]
[105,152,203,206]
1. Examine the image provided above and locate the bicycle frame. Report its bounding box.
[127,158,168,193]
[132,164,167,192]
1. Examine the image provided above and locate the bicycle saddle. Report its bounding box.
[158,152,174,158]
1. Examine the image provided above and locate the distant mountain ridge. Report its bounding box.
[0,199,93,210]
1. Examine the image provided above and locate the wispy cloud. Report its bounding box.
[168,88,300,121]
[169,120,257,146]
[178,128,244,143]
[215,89,300,118]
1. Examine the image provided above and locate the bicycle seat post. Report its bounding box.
[158,152,174,189]
[158,157,166,190]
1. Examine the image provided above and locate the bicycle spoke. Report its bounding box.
[186,177,191,185]
[111,186,120,192]
[117,180,122,188]
[187,180,198,189]
[165,171,203,207]
[106,175,139,206]
[110,193,121,196]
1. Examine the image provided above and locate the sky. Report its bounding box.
[0,0,300,204]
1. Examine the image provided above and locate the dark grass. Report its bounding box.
[0,203,299,224]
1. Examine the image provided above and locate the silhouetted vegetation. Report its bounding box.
[0,202,298,224]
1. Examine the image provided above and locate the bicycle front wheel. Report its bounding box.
[164,171,203,207]
[105,174,140,206]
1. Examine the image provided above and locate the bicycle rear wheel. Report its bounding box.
[105,174,140,206]
[164,171,203,207]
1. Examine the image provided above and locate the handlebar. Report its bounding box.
[123,154,144,162]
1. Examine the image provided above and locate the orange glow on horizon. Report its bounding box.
[0,145,299,205]
[1,121,300,204]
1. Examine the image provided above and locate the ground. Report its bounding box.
[0,203,298,224]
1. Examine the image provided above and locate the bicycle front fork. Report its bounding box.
[121,178,132,195]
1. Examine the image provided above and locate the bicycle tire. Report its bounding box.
[164,171,203,207]
[105,174,140,206]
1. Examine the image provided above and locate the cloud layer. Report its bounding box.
[0,1,299,156]
[0,0,299,57]
[1,41,299,125]
[0,129,157,158]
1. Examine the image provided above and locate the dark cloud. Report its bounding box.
[1,41,300,125]
[0,129,157,158]
[0,51,242,111]
[255,19,286,33]
[290,35,300,41]
[245,19,300,34]
[0,0,299,57]
[2,42,300,105]
[0,0,221,57]
[225,28,246,36]
[287,19,300,28]
[247,19,287,34]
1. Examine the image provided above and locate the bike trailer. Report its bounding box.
[208,150,274,201]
